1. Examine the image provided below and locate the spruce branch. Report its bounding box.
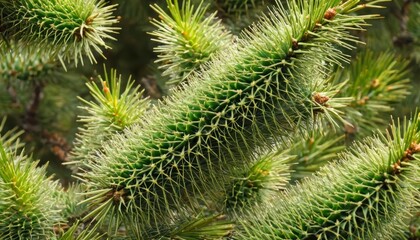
[150,0,232,86]
[79,0,382,236]
[0,0,119,66]
[236,112,420,239]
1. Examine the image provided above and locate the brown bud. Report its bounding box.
[102,81,110,94]
[292,38,299,50]
[410,142,420,153]
[371,79,380,88]
[324,8,337,20]
[313,93,329,105]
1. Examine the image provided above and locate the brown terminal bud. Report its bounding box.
[292,38,299,50]
[313,92,329,105]
[371,79,380,88]
[102,81,110,94]
[324,8,337,20]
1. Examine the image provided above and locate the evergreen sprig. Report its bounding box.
[0,41,60,83]
[0,0,119,66]
[70,68,149,168]
[336,50,411,137]
[237,113,420,239]
[157,214,234,240]
[288,129,345,183]
[285,48,412,183]
[79,0,381,237]
[150,0,232,85]
[224,150,292,212]
[0,126,64,239]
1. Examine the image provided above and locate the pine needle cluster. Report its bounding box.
[0,0,419,239]
[0,0,119,65]
[237,113,420,239]
[0,121,65,239]
[78,0,385,238]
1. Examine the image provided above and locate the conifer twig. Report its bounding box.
[237,113,420,239]
[0,0,119,66]
[79,0,382,237]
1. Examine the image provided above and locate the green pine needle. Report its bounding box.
[159,214,234,240]
[0,129,65,239]
[336,50,411,138]
[150,0,232,85]
[0,0,119,66]
[237,112,420,239]
[69,68,149,168]
[215,0,265,15]
[80,0,382,235]
[0,40,61,83]
[288,129,345,183]
[224,150,292,212]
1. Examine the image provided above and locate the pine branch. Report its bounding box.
[287,48,412,182]
[77,0,381,237]
[0,124,65,239]
[215,0,263,14]
[0,0,119,66]
[336,50,411,138]
[224,150,292,212]
[154,214,234,240]
[0,41,61,83]
[69,68,149,169]
[237,112,420,239]
[58,220,104,240]
[150,0,232,85]
[212,0,274,35]
[288,129,345,183]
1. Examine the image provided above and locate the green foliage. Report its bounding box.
[0,0,419,239]
[78,0,380,237]
[335,50,411,138]
[158,214,234,240]
[288,129,345,183]
[224,150,292,212]
[286,49,412,183]
[150,0,232,85]
[211,0,273,35]
[407,2,420,63]
[215,0,264,14]
[237,113,420,239]
[0,0,119,65]
[0,123,64,239]
[0,41,60,83]
[57,220,104,240]
[70,68,149,168]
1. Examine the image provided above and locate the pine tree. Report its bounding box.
[0,0,419,239]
